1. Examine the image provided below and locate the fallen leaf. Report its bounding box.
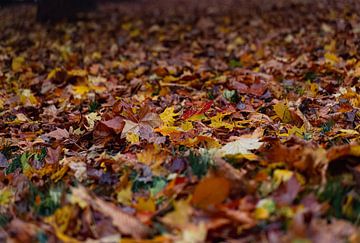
[45,128,70,140]
[160,107,178,126]
[12,56,25,72]
[72,186,149,239]
[220,137,263,157]
[101,116,125,134]
[192,177,230,208]
[273,101,292,123]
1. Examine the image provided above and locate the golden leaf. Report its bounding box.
[162,198,192,228]
[117,184,133,206]
[126,132,140,144]
[134,197,156,213]
[12,56,25,72]
[209,112,234,130]
[325,52,340,64]
[72,84,90,96]
[136,144,167,167]
[273,101,292,123]
[159,107,178,126]
[19,89,38,106]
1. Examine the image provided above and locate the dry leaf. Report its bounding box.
[72,186,149,239]
[192,177,230,208]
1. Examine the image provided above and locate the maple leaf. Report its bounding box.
[45,128,70,140]
[136,144,168,168]
[121,112,163,142]
[85,112,101,130]
[101,116,125,134]
[160,106,178,126]
[220,137,263,158]
[209,112,234,130]
[273,101,292,123]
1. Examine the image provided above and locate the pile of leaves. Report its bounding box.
[1,0,360,242]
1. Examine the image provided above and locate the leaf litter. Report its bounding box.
[0,0,360,242]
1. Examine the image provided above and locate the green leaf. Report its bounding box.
[188,150,212,179]
[5,154,22,175]
[223,90,239,103]
[229,59,242,68]
[150,177,167,196]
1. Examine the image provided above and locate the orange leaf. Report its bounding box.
[192,177,230,208]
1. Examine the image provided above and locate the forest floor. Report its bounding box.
[1,0,360,242]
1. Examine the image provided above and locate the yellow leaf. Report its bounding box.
[117,185,133,206]
[47,67,62,79]
[180,121,193,131]
[126,132,140,144]
[160,107,178,126]
[0,187,13,206]
[16,113,30,122]
[19,89,38,106]
[154,126,181,136]
[72,84,90,96]
[136,144,167,167]
[134,197,156,213]
[51,165,69,183]
[187,114,206,121]
[254,207,269,220]
[44,205,80,243]
[350,145,360,157]
[273,169,293,187]
[288,125,306,138]
[69,193,88,209]
[273,101,292,123]
[68,69,87,77]
[255,198,276,220]
[162,75,178,83]
[192,177,230,208]
[12,56,25,72]
[209,112,234,130]
[162,198,192,228]
[324,40,336,52]
[325,52,340,64]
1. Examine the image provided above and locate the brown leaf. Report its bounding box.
[45,128,69,140]
[101,116,125,134]
[45,147,61,164]
[212,156,246,194]
[0,152,7,168]
[272,176,301,206]
[71,186,149,239]
[7,218,38,242]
